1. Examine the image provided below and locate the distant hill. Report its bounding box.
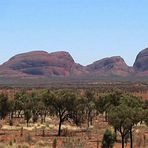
[0,51,87,77]
[0,48,148,86]
[133,48,148,76]
[86,56,133,77]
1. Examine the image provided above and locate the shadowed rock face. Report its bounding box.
[5,51,74,69]
[133,48,148,72]
[86,56,132,76]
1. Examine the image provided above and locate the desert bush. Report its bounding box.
[9,140,13,146]
[52,138,57,148]
[41,125,46,137]
[13,138,16,143]
[20,127,23,136]
[9,119,13,126]
[102,129,116,148]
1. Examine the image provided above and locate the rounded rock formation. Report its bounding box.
[133,48,148,72]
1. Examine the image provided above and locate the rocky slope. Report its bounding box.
[86,56,132,76]
[133,48,148,73]
[0,48,148,78]
[0,51,86,77]
[132,48,148,77]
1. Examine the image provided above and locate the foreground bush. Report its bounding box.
[102,129,116,148]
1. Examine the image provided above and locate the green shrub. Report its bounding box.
[9,140,13,146]
[102,129,116,148]
[52,138,57,148]
[9,119,13,126]
[13,138,16,143]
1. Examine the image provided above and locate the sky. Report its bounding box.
[0,0,148,66]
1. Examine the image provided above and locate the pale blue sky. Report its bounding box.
[0,0,148,66]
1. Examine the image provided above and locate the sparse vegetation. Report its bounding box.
[0,86,147,147]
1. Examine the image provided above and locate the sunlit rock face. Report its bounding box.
[86,56,132,76]
[0,51,86,77]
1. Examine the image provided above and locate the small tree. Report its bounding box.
[44,90,77,136]
[102,129,116,148]
[7,99,15,125]
[108,104,131,148]
[108,95,143,148]
[83,90,96,127]
[21,93,34,127]
[14,91,28,118]
[24,109,32,127]
[95,91,122,122]
[71,96,86,126]
[0,93,9,119]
